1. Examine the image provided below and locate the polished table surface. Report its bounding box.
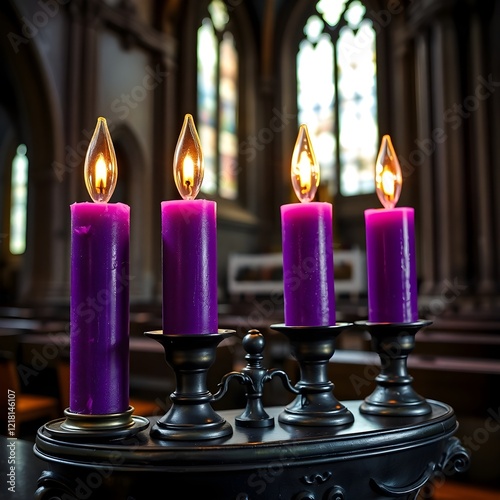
[33,400,469,500]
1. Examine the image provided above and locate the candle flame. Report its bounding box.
[291,124,319,203]
[95,155,107,194]
[84,117,117,203]
[375,135,402,209]
[173,114,204,200]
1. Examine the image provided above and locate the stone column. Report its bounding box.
[413,30,436,295]
[469,13,496,295]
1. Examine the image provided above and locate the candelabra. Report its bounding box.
[34,319,470,500]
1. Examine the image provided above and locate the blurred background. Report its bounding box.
[0,1,499,496]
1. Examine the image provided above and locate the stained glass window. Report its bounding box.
[197,0,239,200]
[10,144,29,255]
[297,0,378,196]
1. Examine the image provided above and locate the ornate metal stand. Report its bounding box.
[144,329,235,440]
[355,320,433,417]
[271,323,354,427]
[32,324,473,499]
[214,329,299,428]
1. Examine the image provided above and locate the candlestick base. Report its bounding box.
[40,406,149,440]
[271,323,354,427]
[355,320,433,417]
[144,330,235,441]
[213,329,300,428]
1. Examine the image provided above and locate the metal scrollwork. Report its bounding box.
[324,485,345,500]
[302,471,333,485]
[437,436,471,475]
[35,470,77,500]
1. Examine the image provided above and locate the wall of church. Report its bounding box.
[0,0,499,316]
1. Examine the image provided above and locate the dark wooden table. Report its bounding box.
[33,399,469,500]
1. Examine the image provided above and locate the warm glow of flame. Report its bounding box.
[375,134,402,209]
[173,114,204,200]
[84,117,117,203]
[182,156,195,196]
[95,155,107,193]
[291,124,319,203]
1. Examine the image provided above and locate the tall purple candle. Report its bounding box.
[69,117,130,415]
[162,114,218,334]
[365,135,418,323]
[281,125,336,326]
[282,203,336,326]
[162,199,218,334]
[365,207,417,322]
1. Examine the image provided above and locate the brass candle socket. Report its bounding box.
[39,406,149,441]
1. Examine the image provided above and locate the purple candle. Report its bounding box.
[281,125,336,326]
[162,199,217,334]
[364,135,418,323]
[162,114,218,334]
[69,117,130,415]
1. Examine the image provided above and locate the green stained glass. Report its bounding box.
[218,33,238,200]
[208,0,229,32]
[344,1,365,28]
[317,0,346,27]
[304,15,324,42]
[197,18,218,195]
[10,144,28,255]
[297,32,336,194]
[197,1,239,199]
[338,20,377,195]
[296,1,378,197]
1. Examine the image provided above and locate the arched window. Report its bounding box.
[197,0,239,200]
[297,0,378,197]
[9,144,29,255]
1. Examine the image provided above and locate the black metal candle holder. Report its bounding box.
[144,329,235,440]
[213,329,299,428]
[270,323,355,427]
[355,320,432,417]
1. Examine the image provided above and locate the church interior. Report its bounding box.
[1,0,500,497]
